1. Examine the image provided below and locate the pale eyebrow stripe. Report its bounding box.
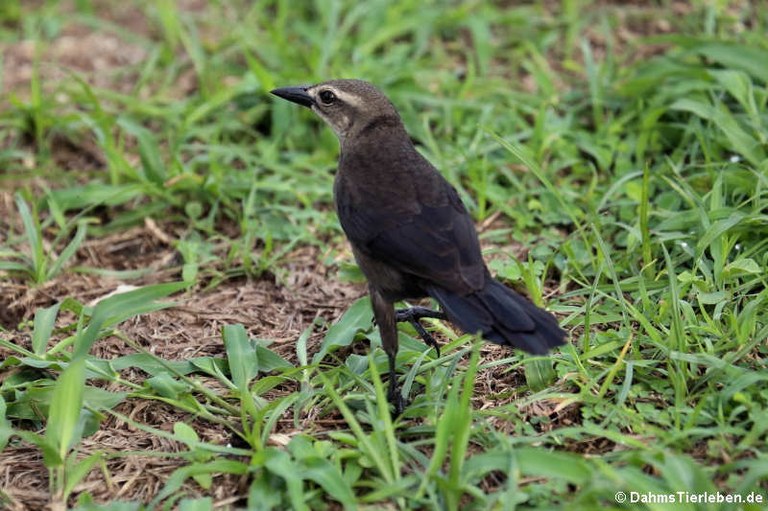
[310,87,364,109]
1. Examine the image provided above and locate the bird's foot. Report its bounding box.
[395,306,447,322]
[388,383,406,416]
[395,306,446,357]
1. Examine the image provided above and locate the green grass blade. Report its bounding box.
[14,193,45,283]
[31,302,61,356]
[44,358,86,465]
[75,282,187,358]
[47,221,88,280]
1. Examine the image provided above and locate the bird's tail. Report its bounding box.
[427,278,565,355]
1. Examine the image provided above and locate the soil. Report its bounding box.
[0,0,699,507]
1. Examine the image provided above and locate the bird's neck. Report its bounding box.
[341,114,409,152]
[336,118,430,209]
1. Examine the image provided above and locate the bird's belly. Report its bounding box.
[351,246,424,301]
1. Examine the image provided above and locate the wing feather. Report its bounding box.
[337,178,485,293]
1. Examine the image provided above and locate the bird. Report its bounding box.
[271,79,566,413]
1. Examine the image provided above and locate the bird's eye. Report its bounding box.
[318,90,336,105]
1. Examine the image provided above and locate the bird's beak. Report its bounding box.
[270,85,314,108]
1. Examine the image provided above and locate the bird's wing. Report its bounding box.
[337,180,486,294]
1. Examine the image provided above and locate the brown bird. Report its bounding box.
[271,79,566,413]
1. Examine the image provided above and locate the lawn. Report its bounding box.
[0,1,766,510]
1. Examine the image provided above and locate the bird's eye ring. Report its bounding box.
[318,90,336,105]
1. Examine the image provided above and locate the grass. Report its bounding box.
[0,0,767,510]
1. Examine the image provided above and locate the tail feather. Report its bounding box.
[427,278,566,355]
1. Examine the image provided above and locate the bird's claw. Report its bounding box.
[406,319,441,358]
[395,306,446,357]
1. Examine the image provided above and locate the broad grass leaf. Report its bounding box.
[145,373,187,399]
[313,297,373,363]
[694,212,746,256]
[151,460,248,508]
[222,324,262,419]
[734,458,768,494]
[670,99,764,166]
[692,42,768,83]
[48,183,145,212]
[173,422,200,445]
[0,396,10,450]
[113,353,199,375]
[117,118,166,185]
[73,502,142,511]
[178,497,213,511]
[76,282,186,358]
[32,302,61,356]
[300,458,357,510]
[15,193,44,280]
[723,257,761,277]
[462,450,517,482]
[524,358,556,391]
[63,452,104,501]
[515,447,590,485]
[255,344,293,372]
[44,357,86,465]
[709,69,759,117]
[9,430,62,468]
[223,324,259,389]
[647,451,715,494]
[48,221,88,280]
[264,448,308,511]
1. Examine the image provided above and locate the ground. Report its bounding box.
[0,1,766,510]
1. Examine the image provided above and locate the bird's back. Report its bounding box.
[335,126,487,297]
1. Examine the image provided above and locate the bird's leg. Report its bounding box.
[386,351,404,415]
[371,289,405,415]
[395,306,447,357]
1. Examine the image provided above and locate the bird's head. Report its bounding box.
[270,79,401,142]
